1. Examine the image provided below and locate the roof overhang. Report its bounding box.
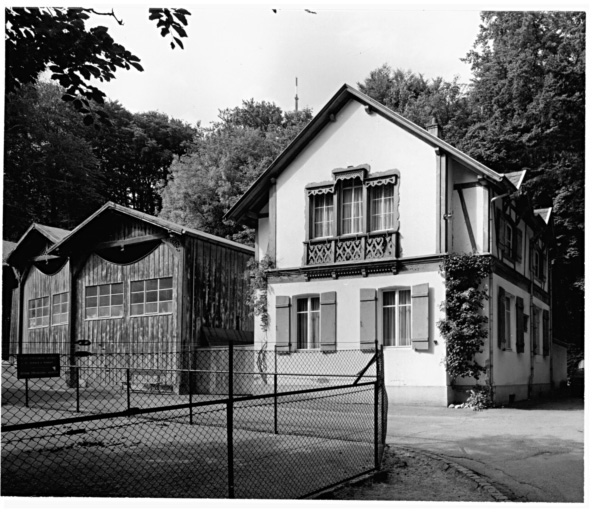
[224,84,512,225]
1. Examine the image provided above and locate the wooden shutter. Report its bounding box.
[497,286,506,349]
[320,292,337,353]
[360,289,377,351]
[411,283,429,351]
[543,309,550,357]
[275,296,291,353]
[516,297,525,353]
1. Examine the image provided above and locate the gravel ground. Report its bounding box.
[321,445,497,502]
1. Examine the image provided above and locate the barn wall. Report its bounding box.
[22,262,70,353]
[76,241,179,353]
[184,237,254,347]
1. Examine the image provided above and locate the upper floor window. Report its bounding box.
[496,211,522,263]
[296,296,320,349]
[341,179,363,234]
[313,193,333,238]
[370,184,394,231]
[130,277,173,316]
[86,283,124,319]
[532,247,546,282]
[382,289,411,347]
[52,292,69,325]
[28,297,49,328]
[504,295,512,350]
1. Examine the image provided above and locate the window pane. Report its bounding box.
[297,312,308,349]
[146,302,158,314]
[383,305,395,346]
[111,305,123,317]
[159,277,173,290]
[159,301,173,313]
[99,284,111,296]
[399,305,411,346]
[86,287,97,297]
[98,306,110,317]
[399,290,411,305]
[146,291,158,303]
[86,307,97,319]
[99,295,110,307]
[131,304,144,316]
[131,281,144,293]
[310,297,320,312]
[86,297,97,308]
[131,292,144,304]
[112,293,123,306]
[111,283,123,294]
[297,298,309,313]
[159,289,173,301]
[383,291,396,307]
[310,311,320,349]
[146,279,159,291]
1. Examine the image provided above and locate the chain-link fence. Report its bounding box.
[2,345,387,499]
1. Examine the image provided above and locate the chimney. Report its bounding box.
[426,117,441,138]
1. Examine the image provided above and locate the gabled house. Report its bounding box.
[225,84,563,406]
[8,203,254,360]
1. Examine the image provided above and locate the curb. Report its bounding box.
[395,446,512,502]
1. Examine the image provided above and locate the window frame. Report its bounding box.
[129,276,174,318]
[532,307,541,355]
[85,282,124,320]
[295,295,321,350]
[311,192,334,239]
[28,296,50,329]
[379,288,412,348]
[503,294,512,351]
[51,291,69,326]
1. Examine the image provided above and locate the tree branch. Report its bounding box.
[88,9,124,25]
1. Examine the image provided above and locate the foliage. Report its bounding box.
[3,82,196,240]
[5,7,190,125]
[460,12,585,349]
[437,254,491,383]
[159,100,313,244]
[358,65,473,147]
[245,255,275,332]
[464,385,494,411]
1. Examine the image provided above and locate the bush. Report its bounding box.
[464,386,493,411]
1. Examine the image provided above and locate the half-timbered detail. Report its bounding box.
[225,84,561,406]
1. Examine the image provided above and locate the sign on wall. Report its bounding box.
[17,354,61,379]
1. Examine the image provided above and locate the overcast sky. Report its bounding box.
[84,4,486,127]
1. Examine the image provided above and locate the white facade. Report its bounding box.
[229,85,556,406]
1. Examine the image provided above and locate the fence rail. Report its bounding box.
[2,345,387,499]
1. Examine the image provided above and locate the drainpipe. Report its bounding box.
[528,238,535,398]
[488,269,494,401]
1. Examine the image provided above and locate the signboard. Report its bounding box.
[17,354,61,379]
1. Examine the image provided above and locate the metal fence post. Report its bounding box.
[227,341,235,498]
[76,364,80,413]
[189,370,193,425]
[374,340,379,471]
[126,368,131,411]
[25,378,29,408]
[274,345,278,435]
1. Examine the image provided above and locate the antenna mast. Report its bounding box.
[295,77,299,112]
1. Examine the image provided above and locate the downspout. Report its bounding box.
[488,270,494,401]
[528,238,535,398]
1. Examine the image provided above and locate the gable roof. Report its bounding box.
[225,83,516,224]
[7,223,71,267]
[3,241,17,265]
[50,202,254,255]
[534,207,553,225]
[505,170,527,190]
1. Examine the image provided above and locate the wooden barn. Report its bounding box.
[8,203,255,392]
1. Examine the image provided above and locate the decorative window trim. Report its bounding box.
[307,186,335,196]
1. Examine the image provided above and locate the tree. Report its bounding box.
[3,83,106,240]
[5,7,190,124]
[358,65,473,147]
[461,12,585,347]
[159,101,312,245]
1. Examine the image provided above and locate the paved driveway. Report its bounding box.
[386,396,584,502]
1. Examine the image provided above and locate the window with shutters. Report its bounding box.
[498,287,516,351]
[382,289,411,347]
[51,292,69,325]
[504,295,512,350]
[296,296,320,349]
[532,307,541,355]
[85,283,124,319]
[496,210,522,263]
[28,296,50,328]
[532,247,546,282]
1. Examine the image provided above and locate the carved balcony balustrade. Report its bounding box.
[303,231,398,266]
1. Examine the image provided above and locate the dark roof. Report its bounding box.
[50,202,254,255]
[225,83,516,224]
[3,241,17,265]
[7,224,71,267]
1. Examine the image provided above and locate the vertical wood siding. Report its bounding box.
[22,262,70,353]
[184,238,253,345]
[76,242,178,354]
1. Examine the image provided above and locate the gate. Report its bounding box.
[2,345,387,499]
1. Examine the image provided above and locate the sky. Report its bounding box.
[83,3,486,127]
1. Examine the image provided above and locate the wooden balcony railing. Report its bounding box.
[303,231,398,266]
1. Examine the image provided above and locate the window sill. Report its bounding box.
[85,316,124,321]
[383,345,412,349]
[130,312,173,318]
[28,325,49,330]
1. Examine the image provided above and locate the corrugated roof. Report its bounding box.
[50,202,254,255]
[225,83,515,223]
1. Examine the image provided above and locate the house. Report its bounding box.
[7,203,255,392]
[225,84,565,406]
[3,240,18,359]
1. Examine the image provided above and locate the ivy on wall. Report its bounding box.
[245,254,275,332]
[437,253,491,383]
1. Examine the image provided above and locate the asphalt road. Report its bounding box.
[386,395,584,502]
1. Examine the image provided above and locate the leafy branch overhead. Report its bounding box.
[5,7,191,125]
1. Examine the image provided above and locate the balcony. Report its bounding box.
[303,231,398,266]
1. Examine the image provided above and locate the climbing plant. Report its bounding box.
[245,254,275,332]
[437,253,491,383]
